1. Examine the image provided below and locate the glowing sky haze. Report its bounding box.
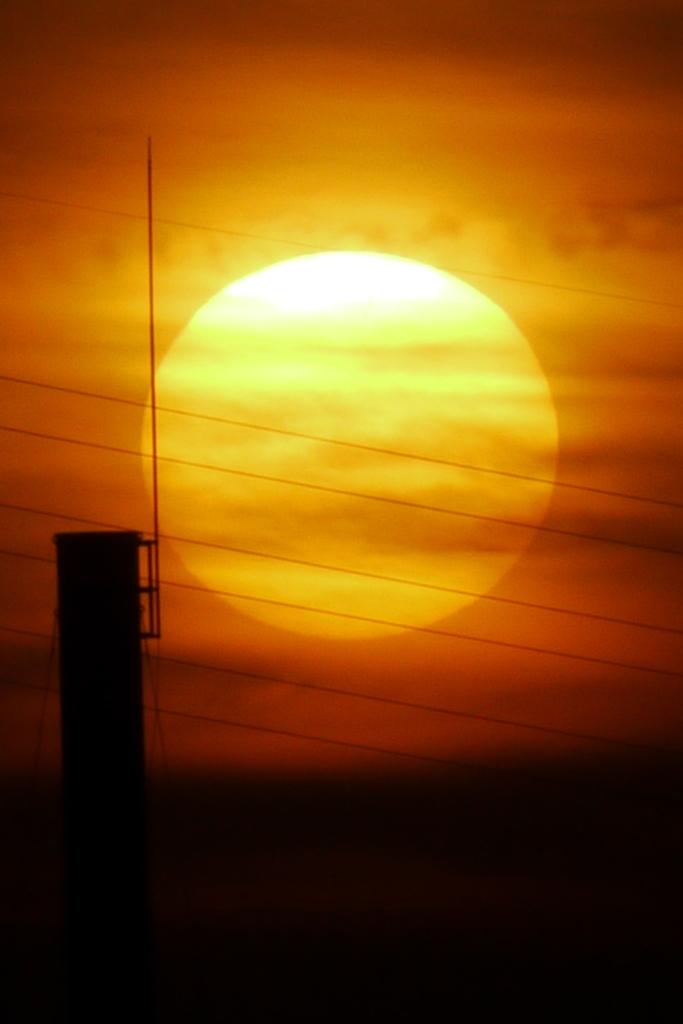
[1,0,682,776]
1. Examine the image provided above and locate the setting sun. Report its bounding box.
[149,252,557,638]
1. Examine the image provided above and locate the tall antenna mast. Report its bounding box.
[147,137,161,635]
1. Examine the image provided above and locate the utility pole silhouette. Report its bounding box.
[56,530,158,1022]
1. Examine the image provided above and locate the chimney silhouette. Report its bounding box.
[55,530,156,1022]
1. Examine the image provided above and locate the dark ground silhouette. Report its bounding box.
[3,756,682,1021]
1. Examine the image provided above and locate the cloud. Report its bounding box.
[411,214,464,246]
[551,199,683,255]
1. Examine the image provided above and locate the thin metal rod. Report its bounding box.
[147,137,161,634]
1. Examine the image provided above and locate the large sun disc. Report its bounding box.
[147,252,557,639]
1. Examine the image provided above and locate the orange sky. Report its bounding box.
[1,0,683,784]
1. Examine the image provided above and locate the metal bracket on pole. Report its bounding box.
[138,537,161,638]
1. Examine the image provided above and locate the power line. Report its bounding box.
[448,267,683,313]
[142,706,683,806]
[155,653,683,757]
[1,567,681,680]
[2,422,682,557]
[0,624,55,642]
[2,370,682,511]
[0,499,130,532]
[2,619,57,994]
[0,373,143,409]
[165,547,683,636]
[140,642,205,1010]
[2,186,683,312]
[0,674,675,805]
[2,519,683,641]
[0,547,53,564]
[24,614,58,792]
[2,663,681,759]
[0,189,321,250]
[159,585,683,681]
[0,676,57,693]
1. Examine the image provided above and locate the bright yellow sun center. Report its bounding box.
[148,252,557,639]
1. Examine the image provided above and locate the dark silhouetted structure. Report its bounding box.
[56,531,154,1022]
